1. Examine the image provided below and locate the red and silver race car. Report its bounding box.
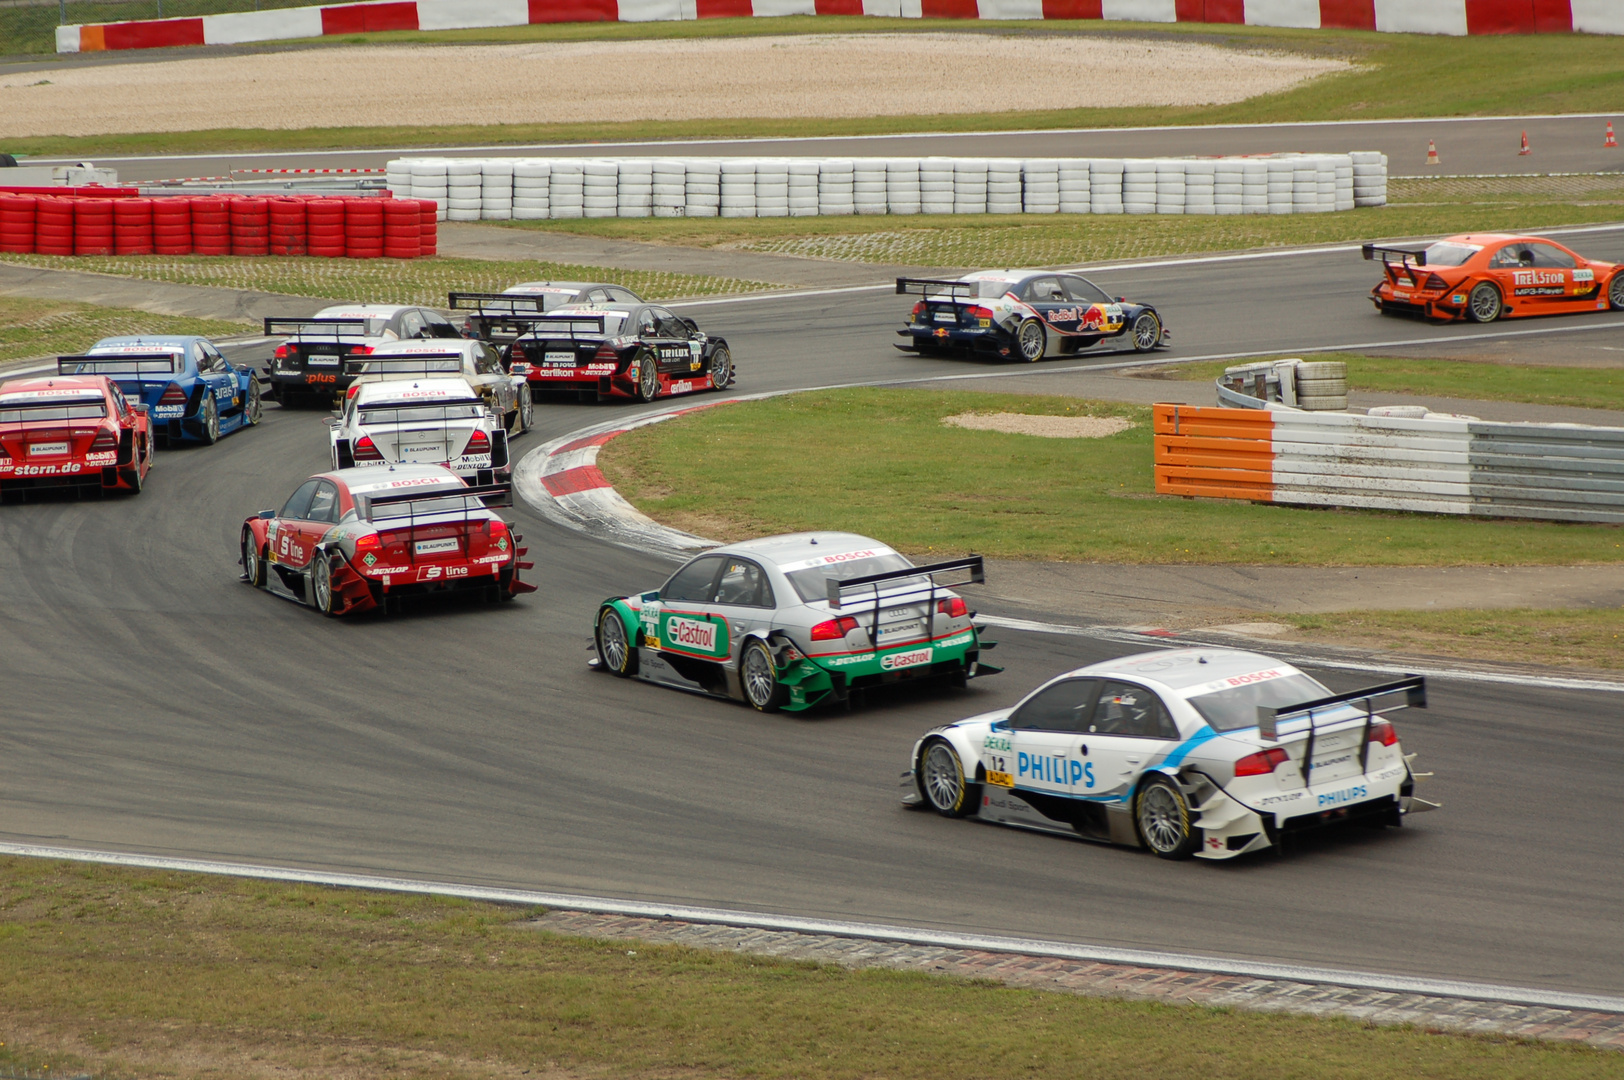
[1365,233,1624,322]
[0,373,154,499]
[240,464,534,616]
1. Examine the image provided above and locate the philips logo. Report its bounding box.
[667,616,717,652]
[1318,785,1368,807]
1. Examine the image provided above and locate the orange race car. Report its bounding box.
[1364,234,1624,323]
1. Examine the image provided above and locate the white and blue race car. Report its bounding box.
[904,647,1436,860]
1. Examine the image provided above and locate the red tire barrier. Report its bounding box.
[113,197,154,255]
[191,195,231,255]
[344,197,386,258]
[0,194,36,253]
[229,195,270,256]
[74,197,115,256]
[306,197,346,257]
[152,196,192,255]
[418,199,438,256]
[34,197,74,255]
[268,197,307,257]
[382,197,421,259]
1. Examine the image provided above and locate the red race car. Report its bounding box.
[0,373,154,499]
[240,463,534,617]
[1366,233,1624,323]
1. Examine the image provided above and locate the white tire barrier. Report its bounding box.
[385,153,1386,220]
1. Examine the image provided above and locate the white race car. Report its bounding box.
[904,648,1436,860]
[330,376,509,487]
[350,339,533,436]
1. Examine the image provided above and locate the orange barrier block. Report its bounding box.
[1152,403,1275,502]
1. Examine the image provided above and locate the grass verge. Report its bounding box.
[8,21,1624,155]
[598,388,1624,567]
[2,857,1621,1080]
[1136,352,1624,412]
[0,295,247,366]
[0,253,778,306]
[1273,608,1624,671]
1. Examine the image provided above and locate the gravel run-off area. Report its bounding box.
[0,34,1348,138]
[942,412,1134,437]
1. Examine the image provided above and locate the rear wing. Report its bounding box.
[343,355,464,377]
[356,482,513,522]
[1258,676,1427,782]
[827,555,986,647]
[502,314,611,340]
[896,277,975,298]
[448,291,548,315]
[1362,243,1429,267]
[264,317,371,339]
[58,354,178,376]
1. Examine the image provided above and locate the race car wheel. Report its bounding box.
[199,394,220,445]
[1131,311,1162,352]
[120,458,143,494]
[1467,282,1503,323]
[596,608,637,677]
[1136,776,1197,860]
[1609,273,1624,310]
[241,531,266,587]
[515,384,533,434]
[1016,318,1047,362]
[920,738,977,818]
[244,378,263,426]
[710,346,734,391]
[311,552,338,617]
[740,639,786,712]
[634,353,660,403]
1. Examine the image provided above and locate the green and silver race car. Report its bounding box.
[591,533,1000,712]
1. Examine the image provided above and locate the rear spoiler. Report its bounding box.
[1258,676,1427,782]
[827,555,986,648]
[58,354,178,376]
[896,277,975,298]
[448,291,548,315]
[343,355,464,377]
[356,482,513,521]
[264,317,371,338]
[1361,243,1429,266]
[502,314,610,339]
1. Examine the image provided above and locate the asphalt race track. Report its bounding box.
[3,230,1624,998]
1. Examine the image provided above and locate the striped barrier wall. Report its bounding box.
[1152,403,1624,523]
[54,0,1624,52]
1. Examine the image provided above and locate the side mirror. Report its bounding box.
[257,509,276,519]
[132,403,149,415]
[1116,296,1126,303]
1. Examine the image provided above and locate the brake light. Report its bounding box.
[911,301,924,319]
[1368,720,1398,747]
[346,384,361,401]
[463,429,490,456]
[810,616,860,641]
[1424,273,1449,291]
[594,344,617,362]
[1234,747,1289,777]
[347,345,374,356]
[273,343,289,360]
[967,306,994,320]
[159,383,187,406]
[487,518,509,539]
[353,435,383,462]
[937,597,968,618]
[354,533,381,554]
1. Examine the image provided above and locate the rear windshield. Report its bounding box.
[930,280,1014,301]
[303,319,386,338]
[1185,673,1331,732]
[785,552,918,603]
[0,400,107,422]
[522,312,626,338]
[359,404,485,424]
[1424,242,1482,267]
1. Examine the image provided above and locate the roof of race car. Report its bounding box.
[959,270,1027,284]
[328,463,465,494]
[314,304,416,319]
[354,378,480,405]
[505,281,595,294]
[0,375,109,400]
[1069,647,1305,694]
[88,335,201,354]
[712,532,896,571]
[367,339,479,356]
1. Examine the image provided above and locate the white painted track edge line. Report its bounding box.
[3,841,1619,1014]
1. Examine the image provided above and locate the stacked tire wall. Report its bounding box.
[387,153,1387,220]
[0,191,438,258]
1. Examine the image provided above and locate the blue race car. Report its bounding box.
[59,336,263,447]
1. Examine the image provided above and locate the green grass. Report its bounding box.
[8,21,1624,155]
[0,252,779,305]
[1142,352,1624,412]
[0,294,247,366]
[598,388,1624,567]
[1277,608,1624,670]
[2,857,1621,1080]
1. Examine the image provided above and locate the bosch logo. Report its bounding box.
[1226,669,1282,687]
[667,616,717,651]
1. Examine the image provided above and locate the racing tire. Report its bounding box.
[1609,273,1624,311]
[242,531,266,587]
[1015,318,1047,362]
[709,345,734,391]
[515,384,533,434]
[199,393,220,446]
[634,353,660,403]
[119,459,143,494]
[740,638,787,713]
[311,552,339,617]
[1467,282,1503,323]
[919,737,978,818]
[1135,776,1198,860]
[596,607,637,677]
[1131,311,1163,352]
[244,378,263,426]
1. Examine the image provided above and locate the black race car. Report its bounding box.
[449,282,645,346]
[495,303,735,402]
[896,271,1168,361]
[264,304,464,407]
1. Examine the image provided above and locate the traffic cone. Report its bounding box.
[1518,130,1530,156]
[1426,139,1441,167]
[1607,121,1618,149]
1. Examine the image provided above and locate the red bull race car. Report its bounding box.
[897,271,1168,361]
[0,373,154,498]
[1366,234,1624,323]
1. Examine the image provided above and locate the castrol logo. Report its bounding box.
[881,648,932,671]
[667,616,717,652]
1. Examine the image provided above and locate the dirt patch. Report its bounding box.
[942,412,1133,438]
[0,34,1348,138]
